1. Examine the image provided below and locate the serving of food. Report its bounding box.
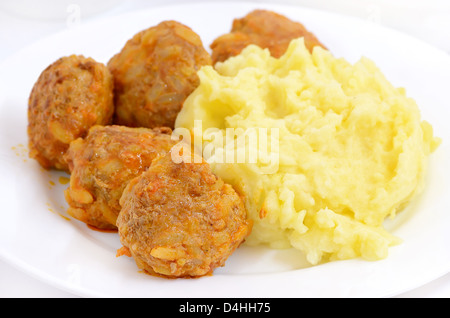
[1,2,449,297]
[177,36,440,265]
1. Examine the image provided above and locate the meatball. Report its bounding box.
[117,149,252,278]
[64,125,176,230]
[108,20,212,129]
[210,9,326,64]
[28,55,114,172]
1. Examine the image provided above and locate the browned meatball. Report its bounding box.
[210,9,326,64]
[64,125,176,230]
[108,20,212,129]
[117,149,252,278]
[28,55,114,172]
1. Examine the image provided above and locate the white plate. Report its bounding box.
[0,1,449,298]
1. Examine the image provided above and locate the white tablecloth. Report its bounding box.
[1,0,449,298]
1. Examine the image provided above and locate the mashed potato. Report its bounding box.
[175,38,440,265]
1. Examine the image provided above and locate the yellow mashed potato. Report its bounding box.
[175,38,440,265]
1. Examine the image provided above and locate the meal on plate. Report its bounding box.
[27,55,114,172]
[176,38,440,264]
[26,9,440,278]
[108,20,211,129]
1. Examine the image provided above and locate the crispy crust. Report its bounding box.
[64,125,176,230]
[117,149,252,278]
[27,55,114,172]
[108,20,212,129]
[210,9,326,64]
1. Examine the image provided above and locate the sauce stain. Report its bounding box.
[87,224,117,233]
[46,202,71,221]
[59,176,70,185]
[12,143,28,161]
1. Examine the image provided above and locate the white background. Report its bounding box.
[0,0,449,298]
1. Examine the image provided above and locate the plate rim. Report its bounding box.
[0,1,449,298]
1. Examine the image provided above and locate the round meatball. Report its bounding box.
[117,149,252,278]
[28,55,114,172]
[64,125,176,230]
[108,20,212,129]
[210,9,326,64]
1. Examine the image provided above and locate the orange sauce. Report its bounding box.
[59,176,70,185]
[87,224,118,233]
[46,202,71,221]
